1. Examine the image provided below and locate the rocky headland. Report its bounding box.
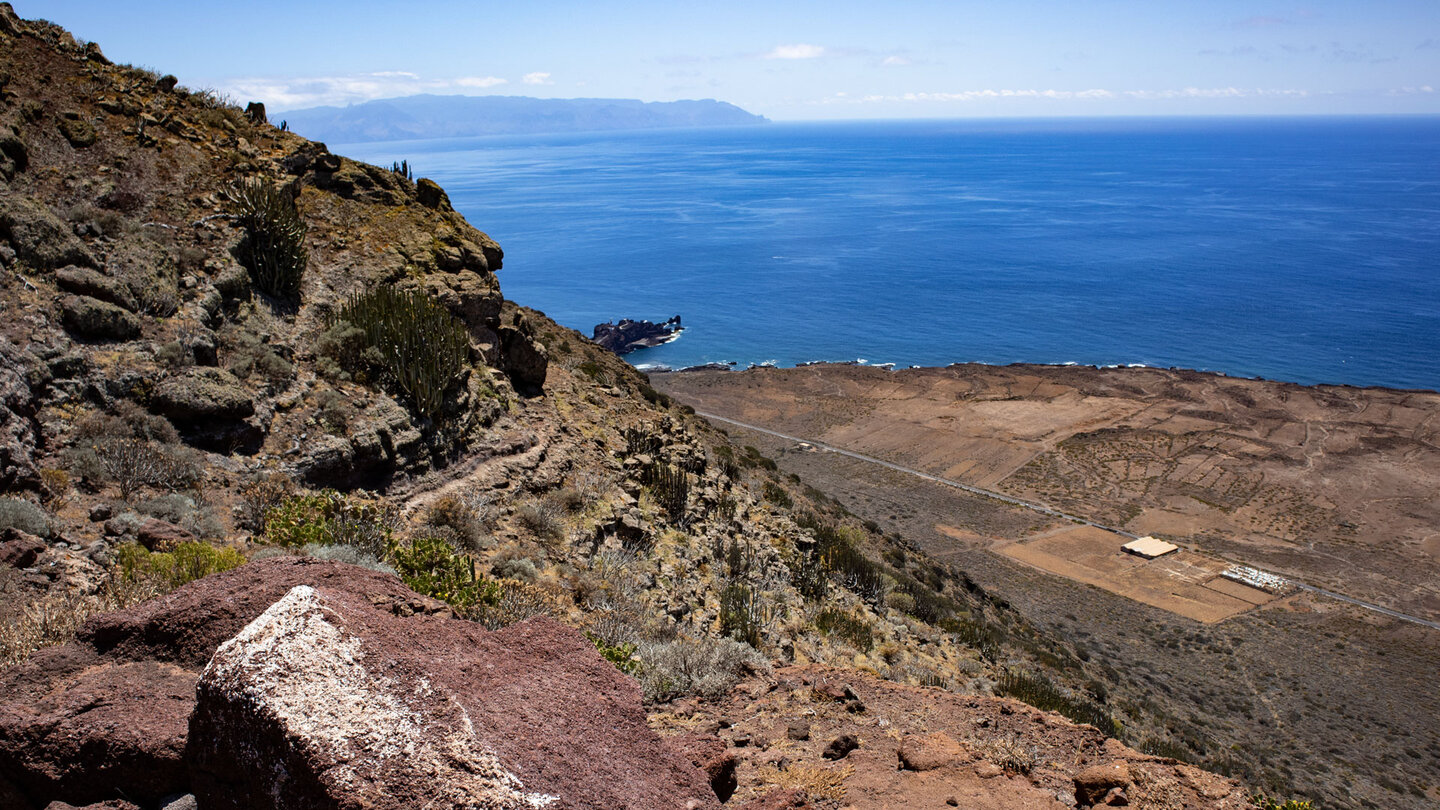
[0,6,1290,809]
[592,315,684,355]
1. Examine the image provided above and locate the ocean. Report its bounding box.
[336,116,1440,391]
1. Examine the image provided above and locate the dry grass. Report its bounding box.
[0,578,162,672]
[975,732,1040,774]
[754,762,853,803]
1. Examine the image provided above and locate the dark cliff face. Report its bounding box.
[0,1,549,491]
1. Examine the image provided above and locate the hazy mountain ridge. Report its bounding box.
[281,94,769,143]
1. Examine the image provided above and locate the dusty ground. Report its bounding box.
[655,363,1440,621]
[652,664,1251,810]
[654,363,1440,809]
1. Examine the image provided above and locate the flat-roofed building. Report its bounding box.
[1122,536,1179,559]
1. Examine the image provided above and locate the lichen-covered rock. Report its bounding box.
[60,295,140,341]
[0,124,27,180]
[0,338,42,490]
[0,195,96,269]
[150,368,253,421]
[57,115,96,148]
[187,584,721,810]
[0,559,442,808]
[54,266,137,311]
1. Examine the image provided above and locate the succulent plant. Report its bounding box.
[333,284,471,423]
[224,178,306,300]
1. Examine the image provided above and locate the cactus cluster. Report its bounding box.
[390,159,413,181]
[334,284,471,423]
[224,178,307,300]
[641,461,689,526]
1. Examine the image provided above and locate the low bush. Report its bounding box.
[996,670,1120,738]
[513,502,563,541]
[587,632,640,675]
[421,495,486,551]
[262,490,396,559]
[0,497,51,538]
[387,535,499,616]
[814,607,874,652]
[635,635,769,703]
[115,541,246,592]
[477,579,567,631]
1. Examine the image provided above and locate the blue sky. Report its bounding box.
[19,1,1440,118]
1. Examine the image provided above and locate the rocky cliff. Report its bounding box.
[0,6,1263,809]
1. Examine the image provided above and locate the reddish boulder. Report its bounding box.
[187,584,720,810]
[134,518,195,551]
[670,732,739,802]
[0,558,445,808]
[1074,761,1133,807]
[0,528,46,568]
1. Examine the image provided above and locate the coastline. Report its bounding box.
[644,357,1440,396]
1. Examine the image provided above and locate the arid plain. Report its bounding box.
[655,363,1440,808]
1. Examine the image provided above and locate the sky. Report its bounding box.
[17,1,1440,119]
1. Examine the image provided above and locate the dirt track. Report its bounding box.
[655,363,1440,622]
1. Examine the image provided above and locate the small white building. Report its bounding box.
[1122,536,1179,559]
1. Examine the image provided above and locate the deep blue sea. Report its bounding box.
[337,117,1440,390]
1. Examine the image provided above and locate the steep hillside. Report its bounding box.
[0,6,1263,809]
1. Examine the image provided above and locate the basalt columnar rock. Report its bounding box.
[592,315,683,355]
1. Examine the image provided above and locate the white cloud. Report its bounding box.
[880,55,911,66]
[522,72,553,85]
[456,76,507,88]
[221,72,514,110]
[815,86,1316,105]
[766,43,826,60]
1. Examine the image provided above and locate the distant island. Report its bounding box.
[279,94,769,142]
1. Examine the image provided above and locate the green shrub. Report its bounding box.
[224,178,306,300]
[720,581,766,648]
[814,607,873,652]
[116,541,246,591]
[996,670,1120,738]
[262,491,394,558]
[761,480,792,508]
[1251,796,1313,810]
[387,535,498,616]
[330,285,470,423]
[642,462,689,526]
[587,631,640,675]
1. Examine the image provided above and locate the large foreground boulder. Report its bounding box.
[188,585,719,810]
[0,557,720,810]
[0,558,444,808]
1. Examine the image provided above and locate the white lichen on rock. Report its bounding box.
[203,585,557,808]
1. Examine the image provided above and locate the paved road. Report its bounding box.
[696,410,1440,632]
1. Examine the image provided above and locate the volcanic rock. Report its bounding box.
[59,296,139,341]
[187,584,720,810]
[591,316,683,355]
[1074,761,1132,807]
[670,732,738,802]
[0,558,435,807]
